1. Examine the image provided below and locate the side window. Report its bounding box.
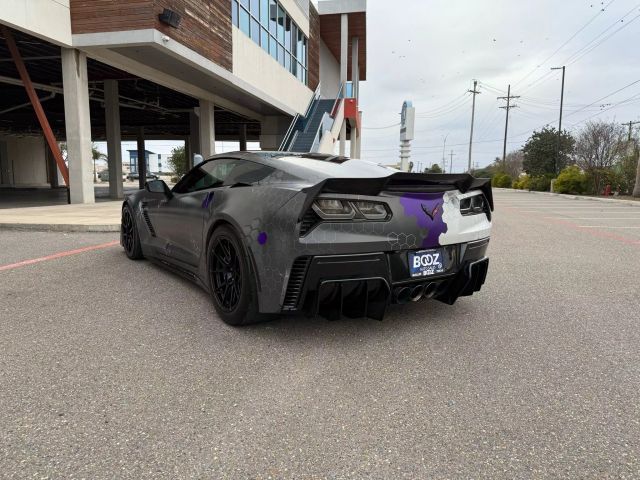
[223,161,274,185]
[173,159,274,194]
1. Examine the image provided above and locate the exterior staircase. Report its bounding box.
[288,99,335,152]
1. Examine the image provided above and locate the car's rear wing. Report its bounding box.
[299,173,493,221]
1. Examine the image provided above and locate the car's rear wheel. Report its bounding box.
[121,204,144,260]
[208,226,267,326]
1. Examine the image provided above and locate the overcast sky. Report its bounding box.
[358,0,640,171]
[97,0,640,170]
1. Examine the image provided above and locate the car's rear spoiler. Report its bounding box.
[299,173,493,221]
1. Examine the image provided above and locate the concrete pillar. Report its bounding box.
[104,80,123,199]
[239,124,247,151]
[355,111,362,159]
[339,14,348,158]
[260,115,290,150]
[339,121,346,156]
[45,146,59,188]
[189,109,200,168]
[351,36,359,100]
[199,99,215,158]
[62,48,94,204]
[136,127,146,190]
[340,14,348,85]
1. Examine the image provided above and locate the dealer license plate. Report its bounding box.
[408,248,446,278]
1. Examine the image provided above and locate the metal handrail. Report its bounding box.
[330,82,346,118]
[279,83,321,151]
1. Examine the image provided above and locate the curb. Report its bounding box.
[0,223,120,233]
[496,188,640,207]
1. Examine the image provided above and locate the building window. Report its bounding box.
[231,0,308,85]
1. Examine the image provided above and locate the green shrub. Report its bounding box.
[491,173,513,188]
[554,166,588,195]
[512,174,531,190]
[528,175,552,192]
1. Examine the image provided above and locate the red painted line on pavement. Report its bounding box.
[0,241,120,272]
[502,206,640,247]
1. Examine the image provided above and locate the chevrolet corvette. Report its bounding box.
[121,152,493,325]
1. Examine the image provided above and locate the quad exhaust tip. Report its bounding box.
[394,287,412,304]
[424,282,438,299]
[394,282,439,304]
[410,284,425,302]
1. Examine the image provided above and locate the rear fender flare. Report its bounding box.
[204,216,262,296]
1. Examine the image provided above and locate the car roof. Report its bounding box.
[205,151,397,181]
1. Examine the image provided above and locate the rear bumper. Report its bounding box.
[282,238,490,320]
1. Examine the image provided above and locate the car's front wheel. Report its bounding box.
[121,204,144,260]
[207,226,268,326]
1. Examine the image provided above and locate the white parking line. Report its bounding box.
[544,217,640,220]
[578,226,640,229]
[518,209,638,212]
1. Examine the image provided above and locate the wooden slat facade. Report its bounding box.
[70,0,232,72]
[307,3,320,92]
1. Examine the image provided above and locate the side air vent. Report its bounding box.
[140,202,156,237]
[282,256,312,311]
[299,209,321,236]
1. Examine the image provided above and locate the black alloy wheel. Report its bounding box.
[210,237,243,312]
[207,226,269,326]
[121,204,143,259]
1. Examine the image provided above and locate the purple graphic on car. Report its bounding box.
[399,193,448,247]
[201,191,214,209]
[257,231,268,245]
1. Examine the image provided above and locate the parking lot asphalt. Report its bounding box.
[1,190,639,478]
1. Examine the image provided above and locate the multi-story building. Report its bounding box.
[127,150,172,175]
[0,0,366,203]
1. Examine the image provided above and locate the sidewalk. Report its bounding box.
[497,188,640,207]
[0,202,121,232]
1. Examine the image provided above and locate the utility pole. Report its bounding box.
[624,120,640,141]
[498,84,520,171]
[551,66,566,174]
[468,80,481,173]
[449,150,456,173]
[442,133,449,172]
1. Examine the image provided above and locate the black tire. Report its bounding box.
[208,225,268,326]
[121,204,144,260]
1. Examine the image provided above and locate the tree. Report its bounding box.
[473,160,500,179]
[633,141,640,197]
[425,163,442,174]
[617,144,639,195]
[574,121,625,194]
[522,127,575,176]
[59,142,105,182]
[91,144,106,182]
[503,150,524,178]
[168,145,188,178]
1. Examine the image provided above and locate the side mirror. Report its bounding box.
[145,179,172,198]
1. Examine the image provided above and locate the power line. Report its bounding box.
[564,4,640,65]
[568,91,640,127]
[519,3,640,96]
[362,122,400,130]
[513,0,616,87]
[564,78,640,119]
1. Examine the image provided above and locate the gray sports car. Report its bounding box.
[121,152,493,325]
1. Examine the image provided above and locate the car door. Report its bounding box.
[148,158,247,267]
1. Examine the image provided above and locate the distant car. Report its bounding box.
[97,170,126,182]
[126,172,158,181]
[121,152,493,325]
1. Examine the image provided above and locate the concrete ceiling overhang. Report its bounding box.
[318,0,367,81]
[0,28,261,140]
[73,29,299,122]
